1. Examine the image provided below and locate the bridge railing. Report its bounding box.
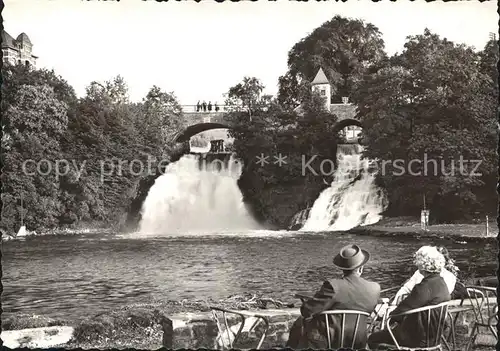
[181,105,241,113]
[180,104,273,113]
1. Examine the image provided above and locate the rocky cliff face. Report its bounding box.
[237,172,326,230]
[288,207,311,230]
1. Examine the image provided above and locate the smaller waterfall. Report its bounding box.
[301,145,387,231]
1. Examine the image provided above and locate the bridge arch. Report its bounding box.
[173,122,231,143]
[332,118,362,134]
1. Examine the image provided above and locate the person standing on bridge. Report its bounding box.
[196,100,201,112]
[214,102,219,112]
[202,101,207,112]
[208,101,213,112]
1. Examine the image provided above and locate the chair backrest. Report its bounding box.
[466,286,497,325]
[210,307,268,350]
[211,308,243,350]
[319,310,371,349]
[386,301,449,349]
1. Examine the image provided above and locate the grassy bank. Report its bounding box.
[347,216,498,242]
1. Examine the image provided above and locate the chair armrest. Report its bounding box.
[384,315,402,349]
[465,286,497,296]
[388,301,450,318]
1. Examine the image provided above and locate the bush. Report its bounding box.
[1,314,67,330]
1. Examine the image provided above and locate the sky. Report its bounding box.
[4,0,498,106]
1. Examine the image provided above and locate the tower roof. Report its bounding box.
[16,32,32,45]
[1,30,17,49]
[311,68,329,85]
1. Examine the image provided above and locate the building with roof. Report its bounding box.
[295,67,361,142]
[311,67,332,110]
[2,30,38,67]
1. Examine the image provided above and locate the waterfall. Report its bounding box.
[301,145,387,231]
[139,154,259,235]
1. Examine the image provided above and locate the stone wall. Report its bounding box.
[167,309,300,349]
[164,299,497,349]
[184,112,227,126]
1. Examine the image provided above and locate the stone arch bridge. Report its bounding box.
[173,104,362,144]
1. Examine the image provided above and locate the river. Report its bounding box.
[2,230,496,323]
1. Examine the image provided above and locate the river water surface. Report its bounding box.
[2,231,496,323]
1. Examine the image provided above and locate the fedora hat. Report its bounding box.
[333,244,370,270]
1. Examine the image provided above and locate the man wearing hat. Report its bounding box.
[286,244,381,349]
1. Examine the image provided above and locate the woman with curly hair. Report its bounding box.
[368,246,451,349]
[390,245,458,305]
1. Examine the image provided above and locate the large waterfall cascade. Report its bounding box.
[301,145,387,231]
[139,154,260,235]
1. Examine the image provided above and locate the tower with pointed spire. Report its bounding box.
[311,67,331,111]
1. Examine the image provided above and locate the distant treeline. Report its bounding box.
[1,63,186,234]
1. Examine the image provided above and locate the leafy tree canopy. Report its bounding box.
[355,29,497,220]
[278,15,386,109]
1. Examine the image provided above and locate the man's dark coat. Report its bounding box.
[287,274,380,349]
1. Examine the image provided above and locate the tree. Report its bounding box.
[1,62,77,109]
[225,75,342,227]
[84,75,129,105]
[478,37,499,96]
[58,76,145,227]
[278,15,386,106]
[356,29,497,221]
[0,63,188,232]
[1,84,69,232]
[225,77,266,121]
[141,85,184,158]
[277,72,301,110]
[475,37,499,214]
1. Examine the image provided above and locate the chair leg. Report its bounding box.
[450,318,457,351]
[466,324,478,351]
[488,314,498,339]
[441,334,452,351]
[488,324,498,340]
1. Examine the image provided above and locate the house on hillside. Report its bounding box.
[294,67,361,142]
[2,30,38,67]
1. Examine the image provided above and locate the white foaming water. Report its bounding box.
[139,154,260,235]
[301,145,387,231]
